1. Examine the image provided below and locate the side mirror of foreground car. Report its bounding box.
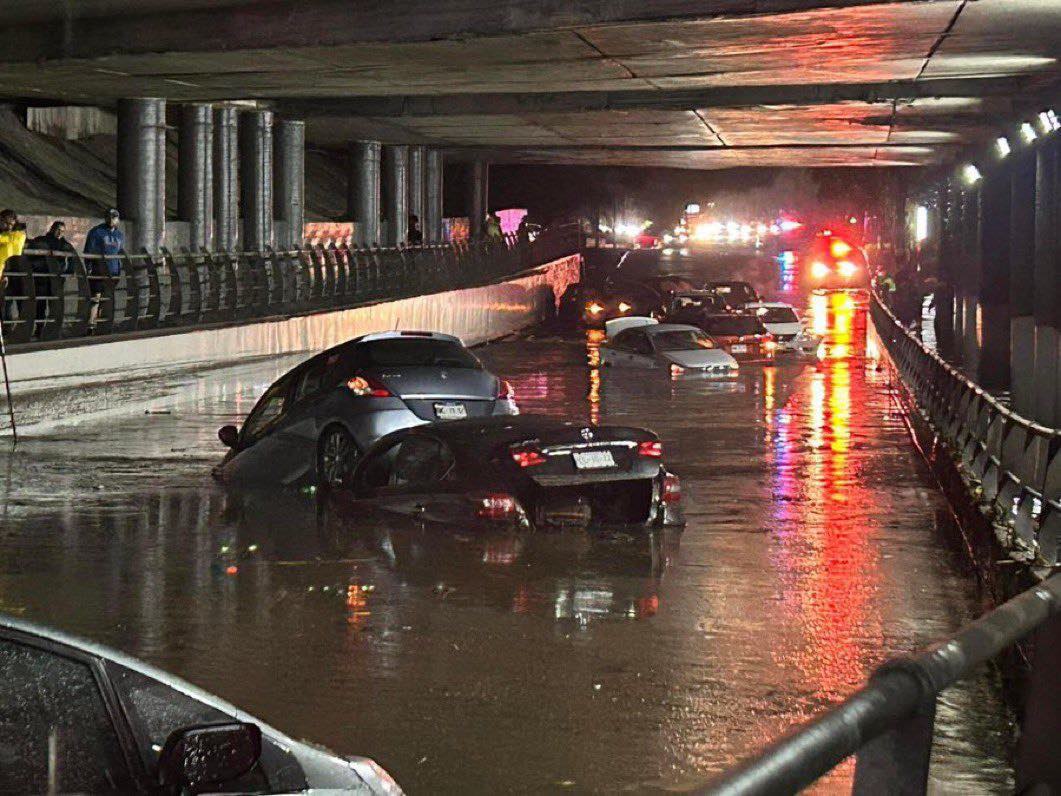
[157,721,262,792]
[218,425,239,448]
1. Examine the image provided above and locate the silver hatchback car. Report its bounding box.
[215,331,519,488]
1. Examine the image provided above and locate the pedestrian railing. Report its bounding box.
[702,573,1061,795]
[0,224,580,346]
[870,293,1061,570]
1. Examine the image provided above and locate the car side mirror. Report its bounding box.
[157,721,261,792]
[218,425,239,448]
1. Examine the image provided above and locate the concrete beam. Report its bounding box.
[1,1,908,62]
[282,77,1026,118]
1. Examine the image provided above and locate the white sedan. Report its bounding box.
[745,302,820,355]
[599,317,739,375]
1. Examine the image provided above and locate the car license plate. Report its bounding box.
[434,402,467,420]
[730,344,747,353]
[573,450,616,469]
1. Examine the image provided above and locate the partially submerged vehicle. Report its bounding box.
[214,331,518,488]
[0,613,401,794]
[696,313,777,363]
[326,415,685,531]
[745,301,820,355]
[704,280,761,309]
[599,317,739,375]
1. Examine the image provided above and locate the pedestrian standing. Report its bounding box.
[28,221,76,332]
[0,209,27,322]
[407,214,423,245]
[83,209,125,327]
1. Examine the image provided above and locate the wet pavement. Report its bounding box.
[0,304,1014,792]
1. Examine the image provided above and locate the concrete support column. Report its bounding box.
[383,144,408,247]
[408,145,426,240]
[1010,149,1037,416]
[273,119,305,250]
[467,160,488,238]
[347,141,381,247]
[116,98,166,252]
[425,149,443,243]
[239,109,273,251]
[177,104,213,251]
[978,166,1011,389]
[935,181,957,359]
[1033,137,1060,426]
[959,186,983,369]
[213,107,238,251]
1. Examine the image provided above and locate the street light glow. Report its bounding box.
[962,164,982,185]
[914,205,928,242]
[995,137,1011,157]
[1020,122,1037,143]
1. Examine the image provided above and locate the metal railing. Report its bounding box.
[704,574,1061,794]
[870,293,1061,569]
[0,224,580,346]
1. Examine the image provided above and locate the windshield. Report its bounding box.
[758,307,799,324]
[653,330,715,351]
[703,315,766,337]
[360,339,480,369]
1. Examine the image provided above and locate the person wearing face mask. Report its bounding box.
[0,209,27,322]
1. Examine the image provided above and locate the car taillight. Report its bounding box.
[476,494,519,520]
[511,446,546,467]
[345,375,392,398]
[497,379,515,401]
[662,473,682,503]
[586,301,604,315]
[638,440,663,458]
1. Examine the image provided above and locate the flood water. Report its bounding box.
[0,308,1014,792]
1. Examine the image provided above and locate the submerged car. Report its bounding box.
[665,290,731,323]
[599,317,738,375]
[327,415,685,531]
[705,280,761,309]
[215,331,518,488]
[745,301,820,355]
[559,279,668,328]
[697,313,776,363]
[0,613,401,795]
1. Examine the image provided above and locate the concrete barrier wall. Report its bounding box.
[3,255,580,432]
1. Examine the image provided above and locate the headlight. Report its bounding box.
[810,261,830,280]
[837,260,857,278]
[587,302,604,315]
[830,240,852,258]
[618,301,632,313]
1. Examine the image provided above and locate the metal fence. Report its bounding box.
[0,224,580,346]
[870,294,1061,569]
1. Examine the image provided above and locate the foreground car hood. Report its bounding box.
[664,350,739,370]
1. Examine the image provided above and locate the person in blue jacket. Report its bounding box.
[84,208,125,277]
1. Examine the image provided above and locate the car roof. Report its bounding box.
[746,301,795,309]
[645,323,707,335]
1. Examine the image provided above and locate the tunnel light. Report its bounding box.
[685,203,700,215]
[1049,110,1060,132]
[1038,111,1054,135]
[914,205,929,242]
[961,164,982,185]
[1020,122,1038,144]
[995,137,1011,157]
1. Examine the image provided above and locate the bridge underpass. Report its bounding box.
[0,2,1059,794]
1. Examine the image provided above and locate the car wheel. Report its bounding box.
[318,426,357,489]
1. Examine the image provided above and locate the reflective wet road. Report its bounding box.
[0,313,1013,792]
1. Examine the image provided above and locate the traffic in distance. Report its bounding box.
[2,213,867,794]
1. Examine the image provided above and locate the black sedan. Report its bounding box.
[326,415,684,531]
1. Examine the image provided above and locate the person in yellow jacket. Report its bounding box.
[0,209,27,321]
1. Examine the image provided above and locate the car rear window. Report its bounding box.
[704,315,766,336]
[759,307,799,324]
[359,339,481,369]
[653,330,714,351]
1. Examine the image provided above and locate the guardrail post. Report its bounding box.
[1016,611,1061,790]
[853,695,936,794]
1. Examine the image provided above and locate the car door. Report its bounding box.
[0,632,138,793]
[277,354,342,482]
[225,374,298,485]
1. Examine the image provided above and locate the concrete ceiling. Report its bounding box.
[0,0,1056,168]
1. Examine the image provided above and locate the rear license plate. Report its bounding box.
[573,450,616,469]
[730,344,747,353]
[434,402,467,420]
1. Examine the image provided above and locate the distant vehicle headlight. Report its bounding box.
[837,260,858,278]
[618,301,632,313]
[810,261,831,280]
[587,302,604,315]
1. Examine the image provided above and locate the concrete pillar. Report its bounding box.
[1032,137,1060,426]
[935,181,957,359]
[408,145,426,240]
[467,160,488,238]
[348,141,381,247]
[273,119,305,250]
[213,107,238,251]
[1010,148,1037,417]
[425,149,443,243]
[978,165,1011,389]
[239,109,273,251]
[177,104,213,251]
[383,144,408,247]
[116,98,166,252]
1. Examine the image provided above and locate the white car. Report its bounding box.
[745,302,819,355]
[599,317,739,375]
